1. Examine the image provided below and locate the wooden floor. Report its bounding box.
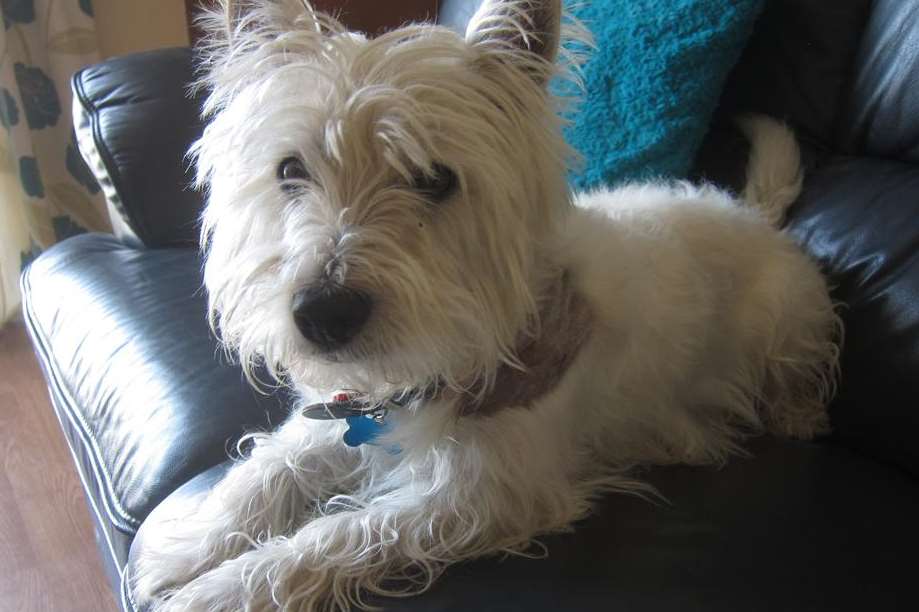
[0,321,119,612]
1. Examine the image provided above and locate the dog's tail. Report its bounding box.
[737,114,803,227]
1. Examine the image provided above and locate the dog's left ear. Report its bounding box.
[465,0,562,82]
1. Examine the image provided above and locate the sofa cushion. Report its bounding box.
[787,156,919,476]
[125,437,919,611]
[21,233,292,545]
[559,0,763,190]
[839,0,919,163]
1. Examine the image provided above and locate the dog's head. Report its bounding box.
[196,0,580,399]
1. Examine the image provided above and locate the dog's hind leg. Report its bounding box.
[756,262,841,440]
[736,114,841,438]
[132,413,362,608]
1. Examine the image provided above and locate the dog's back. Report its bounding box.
[563,117,839,464]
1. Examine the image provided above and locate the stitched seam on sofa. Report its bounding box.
[20,283,142,530]
[44,378,132,566]
[71,85,135,243]
[21,291,141,531]
[20,263,143,530]
[71,69,152,245]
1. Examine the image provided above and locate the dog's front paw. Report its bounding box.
[131,504,263,607]
[130,520,246,609]
[151,546,296,612]
[131,545,206,609]
[148,575,245,612]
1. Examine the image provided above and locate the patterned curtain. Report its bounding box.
[0,0,108,324]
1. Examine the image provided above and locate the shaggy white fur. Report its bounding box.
[132,1,841,610]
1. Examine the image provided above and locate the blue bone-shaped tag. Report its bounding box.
[343,415,389,447]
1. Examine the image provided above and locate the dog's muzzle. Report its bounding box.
[292,284,372,351]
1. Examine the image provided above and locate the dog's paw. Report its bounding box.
[148,580,245,612]
[131,547,203,609]
[131,524,242,609]
[155,540,353,612]
[152,549,290,612]
[131,509,259,607]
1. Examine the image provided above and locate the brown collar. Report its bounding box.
[455,274,593,417]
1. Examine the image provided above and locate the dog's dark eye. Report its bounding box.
[414,163,457,203]
[277,156,310,191]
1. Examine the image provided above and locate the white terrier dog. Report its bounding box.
[133,1,840,610]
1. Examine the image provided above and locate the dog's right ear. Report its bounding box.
[200,0,322,47]
[465,0,562,84]
[195,1,332,112]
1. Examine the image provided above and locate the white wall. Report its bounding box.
[93,0,189,58]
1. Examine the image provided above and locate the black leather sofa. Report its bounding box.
[21,1,919,610]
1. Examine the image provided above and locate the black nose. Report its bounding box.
[291,285,373,351]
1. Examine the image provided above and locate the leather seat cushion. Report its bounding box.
[21,233,292,548]
[787,156,919,477]
[125,437,919,611]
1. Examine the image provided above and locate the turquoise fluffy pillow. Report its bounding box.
[561,0,764,190]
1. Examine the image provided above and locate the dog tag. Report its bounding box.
[343,415,390,447]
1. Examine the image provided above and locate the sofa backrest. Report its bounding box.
[714,0,874,151]
[77,1,919,247]
[840,0,919,164]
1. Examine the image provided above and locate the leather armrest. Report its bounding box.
[72,48,206,248]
